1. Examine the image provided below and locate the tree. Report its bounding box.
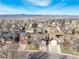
[32,23,38,29]
[72,28,75,34]
[32,23,38,33]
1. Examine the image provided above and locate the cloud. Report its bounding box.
[0,4,28,14]
[0,2,79,15]
[26,0,51,6]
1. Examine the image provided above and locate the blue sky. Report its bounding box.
[0,0,79,15]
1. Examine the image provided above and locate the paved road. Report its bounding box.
[29,52,79,59]
[0,51,79,59]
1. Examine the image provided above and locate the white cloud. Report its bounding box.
[26,0,51,6]
[0,4,29,14]
[0,3,79,15]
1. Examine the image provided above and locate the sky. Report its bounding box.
[0,0,79,15]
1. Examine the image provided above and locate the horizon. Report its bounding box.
[0,0,79,15]
[0,14,79,16]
